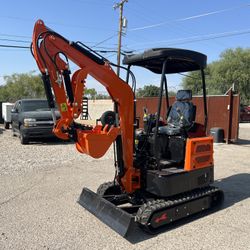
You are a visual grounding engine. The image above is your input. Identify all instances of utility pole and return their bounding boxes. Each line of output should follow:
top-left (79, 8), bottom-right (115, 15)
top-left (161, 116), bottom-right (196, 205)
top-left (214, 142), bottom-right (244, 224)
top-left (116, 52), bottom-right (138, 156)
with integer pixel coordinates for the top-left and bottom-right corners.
top-left (114, 0), bottom-right (128, 76)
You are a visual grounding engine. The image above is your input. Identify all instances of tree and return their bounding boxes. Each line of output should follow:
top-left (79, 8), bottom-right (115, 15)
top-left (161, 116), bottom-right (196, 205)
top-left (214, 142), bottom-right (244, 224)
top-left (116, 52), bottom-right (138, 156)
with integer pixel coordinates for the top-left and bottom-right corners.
top-left (136, 84), bottom-right (176, 98)
top-left (181, 69), bottom-right (210, 95)
top-left (182, 48), bottom-right (250, 104)
top-left (0, 72), bottom-right (45, 102)
top-left (168, 90), bottom-right (177, 97)
top-left (95, 93), bottom-right (111, 99)
top-left (84, 88), bottom-right (97, 99)
top-left (136, 85), bottom-right (160, 97)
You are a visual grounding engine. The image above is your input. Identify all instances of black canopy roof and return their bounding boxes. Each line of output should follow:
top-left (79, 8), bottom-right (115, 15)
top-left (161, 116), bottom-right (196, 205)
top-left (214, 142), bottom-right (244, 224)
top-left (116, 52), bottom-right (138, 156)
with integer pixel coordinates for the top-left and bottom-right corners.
top-left (123, 48), bottom-right (207, 74)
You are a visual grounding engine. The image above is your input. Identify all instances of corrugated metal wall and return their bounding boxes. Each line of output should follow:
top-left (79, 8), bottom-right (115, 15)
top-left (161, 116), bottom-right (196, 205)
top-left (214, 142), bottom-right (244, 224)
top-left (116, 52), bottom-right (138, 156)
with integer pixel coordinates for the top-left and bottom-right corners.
top-left (136, 93), bottom-right (240, 142)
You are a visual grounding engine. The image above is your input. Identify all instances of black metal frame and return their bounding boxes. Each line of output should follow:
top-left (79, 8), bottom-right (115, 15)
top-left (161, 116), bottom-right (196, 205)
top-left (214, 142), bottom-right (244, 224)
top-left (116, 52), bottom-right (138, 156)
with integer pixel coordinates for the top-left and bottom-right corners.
top-left (125, 56), bottom-right (208, 160)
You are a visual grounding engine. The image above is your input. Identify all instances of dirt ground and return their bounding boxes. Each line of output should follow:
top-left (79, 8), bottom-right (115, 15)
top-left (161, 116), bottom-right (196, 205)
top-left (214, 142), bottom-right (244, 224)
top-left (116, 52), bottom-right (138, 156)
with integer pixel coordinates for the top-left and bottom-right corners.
top-left (0, 123), bottom-right (249, 250)
top-left (87, 99), bottom-right (113, 120)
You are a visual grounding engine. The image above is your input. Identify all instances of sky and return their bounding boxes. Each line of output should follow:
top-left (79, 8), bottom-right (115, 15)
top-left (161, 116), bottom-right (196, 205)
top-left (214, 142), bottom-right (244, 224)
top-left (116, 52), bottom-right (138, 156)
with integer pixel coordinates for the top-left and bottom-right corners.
top-left (0, 0), bottom-right (249, 92)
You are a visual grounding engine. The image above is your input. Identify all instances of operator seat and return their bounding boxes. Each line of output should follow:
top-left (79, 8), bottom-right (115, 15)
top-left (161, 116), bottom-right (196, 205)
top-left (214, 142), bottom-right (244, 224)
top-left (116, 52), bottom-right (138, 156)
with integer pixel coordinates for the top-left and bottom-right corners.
top-left (158, 90), bottom-right (196, 136)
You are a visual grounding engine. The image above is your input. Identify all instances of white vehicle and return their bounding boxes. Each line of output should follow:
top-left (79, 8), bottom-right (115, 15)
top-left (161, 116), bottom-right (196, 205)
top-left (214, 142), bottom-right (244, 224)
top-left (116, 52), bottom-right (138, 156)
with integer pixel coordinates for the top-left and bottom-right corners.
top-left (2, 102), bottom-right (14, 129)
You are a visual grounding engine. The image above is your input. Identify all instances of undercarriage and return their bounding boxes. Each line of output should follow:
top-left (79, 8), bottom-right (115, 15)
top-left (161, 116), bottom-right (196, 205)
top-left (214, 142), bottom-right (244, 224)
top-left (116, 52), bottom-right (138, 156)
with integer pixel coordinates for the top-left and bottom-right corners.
top-left (79, 182), bottom-right (224, 237)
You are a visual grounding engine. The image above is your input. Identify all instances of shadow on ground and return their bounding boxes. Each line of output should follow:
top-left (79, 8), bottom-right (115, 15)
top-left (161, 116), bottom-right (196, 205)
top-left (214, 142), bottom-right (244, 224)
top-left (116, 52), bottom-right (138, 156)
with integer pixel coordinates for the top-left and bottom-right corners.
top-left (125, 173), bottom-right (250, 244)
top-left (27, 137), bottom-right (74, 146)
top-left (235, 138), bottom-right (250, 145)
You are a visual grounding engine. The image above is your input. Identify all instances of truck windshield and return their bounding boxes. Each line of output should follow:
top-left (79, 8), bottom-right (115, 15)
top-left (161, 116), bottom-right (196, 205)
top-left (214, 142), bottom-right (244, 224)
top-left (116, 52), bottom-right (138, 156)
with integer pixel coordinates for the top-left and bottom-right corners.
top-left (22, 100), bottom-right (50, 112)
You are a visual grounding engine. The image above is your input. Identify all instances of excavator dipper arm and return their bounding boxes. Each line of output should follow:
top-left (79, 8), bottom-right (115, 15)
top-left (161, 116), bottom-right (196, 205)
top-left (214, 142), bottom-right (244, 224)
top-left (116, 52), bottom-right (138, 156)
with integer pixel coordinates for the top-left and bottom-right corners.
top-left (32, 20), bottom-right (140, 193)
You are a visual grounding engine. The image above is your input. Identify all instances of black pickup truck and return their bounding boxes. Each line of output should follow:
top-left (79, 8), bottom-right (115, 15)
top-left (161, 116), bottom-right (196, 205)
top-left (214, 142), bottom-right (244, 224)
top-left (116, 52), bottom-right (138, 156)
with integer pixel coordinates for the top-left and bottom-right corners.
top-left (11, 99), bottom-right (60, 144)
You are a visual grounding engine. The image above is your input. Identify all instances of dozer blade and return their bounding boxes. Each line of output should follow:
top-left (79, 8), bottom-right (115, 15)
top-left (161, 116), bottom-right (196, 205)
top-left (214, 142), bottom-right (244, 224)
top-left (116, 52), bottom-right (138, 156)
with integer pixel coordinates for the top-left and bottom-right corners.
top-left (78, 188), bottom-right (136, 237)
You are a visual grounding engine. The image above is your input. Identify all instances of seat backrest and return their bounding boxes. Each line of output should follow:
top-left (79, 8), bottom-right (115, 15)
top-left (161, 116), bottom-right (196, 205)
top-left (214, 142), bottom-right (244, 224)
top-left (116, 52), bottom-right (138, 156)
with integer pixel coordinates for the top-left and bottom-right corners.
top-left (167, 90), bottom-right (196, 128)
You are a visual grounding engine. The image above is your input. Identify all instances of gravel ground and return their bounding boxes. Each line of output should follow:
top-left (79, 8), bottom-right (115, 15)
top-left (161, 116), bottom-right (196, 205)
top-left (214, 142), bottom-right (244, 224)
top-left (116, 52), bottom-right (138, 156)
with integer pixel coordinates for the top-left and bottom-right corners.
top-left (0, 124), bottom-right (250, 250)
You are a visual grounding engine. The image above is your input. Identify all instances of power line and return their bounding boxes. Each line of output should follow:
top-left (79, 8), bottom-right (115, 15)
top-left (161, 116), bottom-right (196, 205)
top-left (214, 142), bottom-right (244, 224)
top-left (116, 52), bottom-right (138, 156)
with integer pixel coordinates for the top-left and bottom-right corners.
top-left (74, 0), bottom-right (114, 7)
top-left (0, 33), bottom-right (31, 39)
top-left (124, 0), bottom-right (230, 50)
top-left (127, 28), bottom-right (250, 50)
top-left (91, 33), bottom-right (118, 48)
top-left (0, 44), bottom-right (132, 56)
top-left (0, 15), bottom-right (116, 32)
top-left (0, 38), bottom-right (30, 43)
top-left (1, 27), bottom-right (250, 52)
top-left (165, 29), bottom-right (250, 46)
top-left (0, 38), bottom-right (121, 53)
top-left (0, 33), bottom-right (117, 46)
top-left (129, 3), bottom-right (250, 31)
top-left (0, 44), bottom-right (29, 49)
top-left (0, 35), bottom-right (119, 48)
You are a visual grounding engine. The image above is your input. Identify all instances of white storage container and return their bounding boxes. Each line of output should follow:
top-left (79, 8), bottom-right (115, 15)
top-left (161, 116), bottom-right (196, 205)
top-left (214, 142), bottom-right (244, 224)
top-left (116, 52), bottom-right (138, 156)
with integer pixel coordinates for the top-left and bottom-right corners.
top-left (2, 102), bottom-right (14, 129)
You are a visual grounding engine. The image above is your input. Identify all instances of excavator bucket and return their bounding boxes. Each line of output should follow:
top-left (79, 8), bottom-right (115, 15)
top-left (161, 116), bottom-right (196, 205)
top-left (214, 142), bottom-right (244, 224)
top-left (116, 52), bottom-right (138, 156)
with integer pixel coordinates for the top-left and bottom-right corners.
top-left (78, 188), bottom-right (137, 237)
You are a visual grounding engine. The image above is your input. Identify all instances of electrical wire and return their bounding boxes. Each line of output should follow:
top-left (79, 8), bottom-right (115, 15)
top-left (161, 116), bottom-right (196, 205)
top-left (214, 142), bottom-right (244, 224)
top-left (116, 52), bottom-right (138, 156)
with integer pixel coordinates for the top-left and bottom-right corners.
top-left (129, 3), bottom-right (250, 31)
top-left (0, 38), bottom-right (30, 43)
top-left (0, 44), bottom-right (29, 49)
top-left (0, 34), bottom-right (118, 48)
top-left (91, 33), bottom-right (118, 48)
top-left (0, 15), bottom-right (116, 32)
top-left (0, 33), bottom-right (31, 39)
top-left (126, 28), bottom-right (250, 51)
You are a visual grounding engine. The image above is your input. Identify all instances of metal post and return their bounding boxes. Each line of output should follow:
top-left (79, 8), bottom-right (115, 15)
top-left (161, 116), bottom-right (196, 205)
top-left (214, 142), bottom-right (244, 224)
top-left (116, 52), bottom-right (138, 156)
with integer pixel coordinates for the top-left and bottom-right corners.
top-left (226, 88), bottom-right (233, 144)
top-left (154, 59), bottom-right (168, 138)
top-left (164, 75), bottom-right (169, 113)
top-left (154, 60), bottom-right (168, 170)
top-left (201, 69), bottom-right (208, 133)
top-left (114, 0), bottom-right (128, 76)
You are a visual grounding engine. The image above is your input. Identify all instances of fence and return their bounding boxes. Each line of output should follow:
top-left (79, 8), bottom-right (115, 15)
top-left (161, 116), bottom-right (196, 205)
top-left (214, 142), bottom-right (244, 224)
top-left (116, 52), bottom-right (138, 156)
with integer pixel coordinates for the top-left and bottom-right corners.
top-left (136, 90), bottom-right (240, 142)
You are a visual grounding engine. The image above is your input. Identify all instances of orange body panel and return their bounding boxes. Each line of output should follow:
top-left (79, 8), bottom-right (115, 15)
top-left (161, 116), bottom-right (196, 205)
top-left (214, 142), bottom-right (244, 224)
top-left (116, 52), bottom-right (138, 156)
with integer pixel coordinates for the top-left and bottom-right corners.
top-left (32, 20), bottom-right (139, 193)
top-left (184, 136), bottom-right (214, 171)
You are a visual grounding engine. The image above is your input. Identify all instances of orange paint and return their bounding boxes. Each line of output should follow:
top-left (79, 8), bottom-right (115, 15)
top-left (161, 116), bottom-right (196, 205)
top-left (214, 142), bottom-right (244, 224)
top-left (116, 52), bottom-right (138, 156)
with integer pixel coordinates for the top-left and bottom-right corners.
top-left (32, 20), bottom-right (140, 193)
top-left (184, 136), bottom-right (214, 171)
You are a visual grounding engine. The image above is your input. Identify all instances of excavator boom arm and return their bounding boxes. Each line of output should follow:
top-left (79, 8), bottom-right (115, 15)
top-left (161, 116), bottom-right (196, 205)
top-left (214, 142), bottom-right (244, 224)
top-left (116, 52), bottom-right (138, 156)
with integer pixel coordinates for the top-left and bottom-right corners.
top-left (32, 20), bottom-right (140, 193)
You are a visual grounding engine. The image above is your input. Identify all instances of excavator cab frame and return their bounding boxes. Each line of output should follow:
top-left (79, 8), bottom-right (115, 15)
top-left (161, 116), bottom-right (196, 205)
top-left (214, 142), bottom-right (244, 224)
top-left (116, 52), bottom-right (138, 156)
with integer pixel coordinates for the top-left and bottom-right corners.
top-left (123, 48), bottom-right (208, 135)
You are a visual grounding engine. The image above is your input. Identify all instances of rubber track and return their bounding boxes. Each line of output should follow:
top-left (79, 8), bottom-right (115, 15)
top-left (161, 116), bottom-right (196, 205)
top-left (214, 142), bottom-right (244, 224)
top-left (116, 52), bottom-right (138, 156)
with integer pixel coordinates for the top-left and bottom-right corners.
top-left (96, 181), bottom-right (115, 196)
top-left (96, 181), bottom-right (121, 196)
top-left (136, 186), bottom-right (221, 226)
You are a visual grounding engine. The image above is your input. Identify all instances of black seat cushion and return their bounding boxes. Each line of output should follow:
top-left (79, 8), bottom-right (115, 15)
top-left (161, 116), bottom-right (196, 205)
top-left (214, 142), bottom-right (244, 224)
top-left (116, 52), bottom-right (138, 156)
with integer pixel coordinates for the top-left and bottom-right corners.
top-left (157, 90), bottom-right (196, 136)
top-left (167, 102), bottom-right (195, 128)
top-left (176, 89), bottom-right (192, 101)
top-left (158, 125), bottom-right (181, 135)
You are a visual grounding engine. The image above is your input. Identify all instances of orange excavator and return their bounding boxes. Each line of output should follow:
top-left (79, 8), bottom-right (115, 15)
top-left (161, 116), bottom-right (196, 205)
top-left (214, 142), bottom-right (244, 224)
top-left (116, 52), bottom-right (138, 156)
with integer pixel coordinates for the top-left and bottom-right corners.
top-left (31, 20), bottom-right (223, 237)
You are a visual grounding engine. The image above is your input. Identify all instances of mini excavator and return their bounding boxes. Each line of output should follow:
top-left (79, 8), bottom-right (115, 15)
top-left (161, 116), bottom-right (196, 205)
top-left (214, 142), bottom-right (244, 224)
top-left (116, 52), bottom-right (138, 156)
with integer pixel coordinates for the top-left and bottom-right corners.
top-left (31, 20), bottom-right (224, 237)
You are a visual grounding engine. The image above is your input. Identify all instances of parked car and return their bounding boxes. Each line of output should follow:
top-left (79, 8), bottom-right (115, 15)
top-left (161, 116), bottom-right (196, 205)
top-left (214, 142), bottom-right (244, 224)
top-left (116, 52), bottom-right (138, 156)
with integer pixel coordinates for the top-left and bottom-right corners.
top-left (240, 105), bottom-right (250, 122)
top-left (11, 99), bottom-right (60, 144)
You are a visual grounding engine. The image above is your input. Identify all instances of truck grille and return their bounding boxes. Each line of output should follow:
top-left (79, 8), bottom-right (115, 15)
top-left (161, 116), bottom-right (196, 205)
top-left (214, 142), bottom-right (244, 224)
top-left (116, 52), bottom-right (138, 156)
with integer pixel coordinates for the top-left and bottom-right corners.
top-left (35, 118), bottom-right (54, 126)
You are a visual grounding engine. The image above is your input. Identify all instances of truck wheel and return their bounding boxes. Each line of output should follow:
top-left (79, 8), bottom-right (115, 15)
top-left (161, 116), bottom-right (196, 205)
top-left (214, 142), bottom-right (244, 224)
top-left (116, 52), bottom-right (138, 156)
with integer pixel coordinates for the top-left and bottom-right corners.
top-left (4, 122), bottom-right (10, 129)
top-left (20, 126), bottom-right (29, 144)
